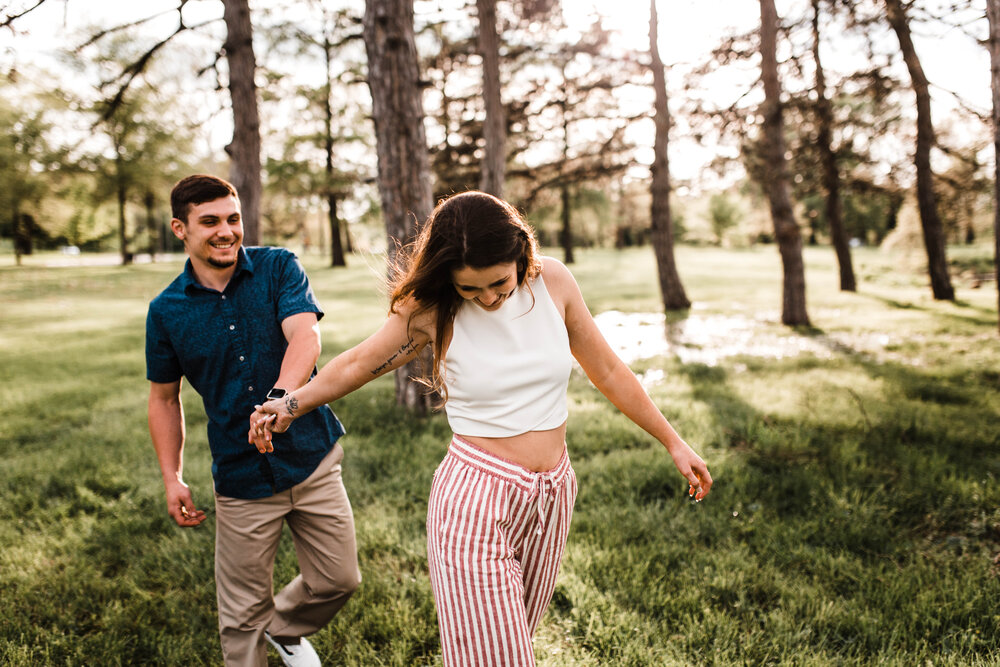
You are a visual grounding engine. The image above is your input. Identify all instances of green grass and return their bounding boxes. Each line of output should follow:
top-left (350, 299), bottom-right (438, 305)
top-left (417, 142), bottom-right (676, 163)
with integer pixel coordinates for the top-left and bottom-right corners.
top-left (1, 244), bottom-right (998, 665)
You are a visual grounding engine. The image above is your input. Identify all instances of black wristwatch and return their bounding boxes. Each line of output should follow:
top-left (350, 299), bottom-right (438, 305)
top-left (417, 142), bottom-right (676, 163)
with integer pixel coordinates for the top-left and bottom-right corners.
top-left (266, 387), bottom-right (287, 400)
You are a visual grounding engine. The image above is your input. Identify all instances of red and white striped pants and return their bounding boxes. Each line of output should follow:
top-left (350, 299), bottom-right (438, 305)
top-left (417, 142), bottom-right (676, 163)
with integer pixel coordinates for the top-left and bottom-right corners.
top-left (426, 435), bottom-right (578, 667)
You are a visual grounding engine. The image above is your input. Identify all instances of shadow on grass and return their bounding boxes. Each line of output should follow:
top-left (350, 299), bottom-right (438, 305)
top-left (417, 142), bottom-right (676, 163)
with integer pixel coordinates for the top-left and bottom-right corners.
top-left (858, 290), bottom-right (998, 327)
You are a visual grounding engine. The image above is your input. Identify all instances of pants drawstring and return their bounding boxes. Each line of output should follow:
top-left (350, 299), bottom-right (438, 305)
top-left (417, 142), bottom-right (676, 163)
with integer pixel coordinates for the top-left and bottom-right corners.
top-left (534, 475), bottom-right (552, 536)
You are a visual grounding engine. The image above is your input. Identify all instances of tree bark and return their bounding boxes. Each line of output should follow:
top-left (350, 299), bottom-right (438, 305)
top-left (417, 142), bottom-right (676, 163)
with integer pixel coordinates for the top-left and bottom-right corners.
top-left (811, 0), bottom-right (855, 291)
top-left (145, 189), bottom-right (158, 262)
top-left (116, 156), bottom-right (132, 266)
top-left (988, 0), bottom-right (1000, 334)
top-left (363, 0), bottom-right (436, 413)
top-left (759, 0), bottom-right (810, 326)
top-left (884, 0), bottom-right (954, 300)
top-left (560, 183), bottom-right (574, 264)
top-left (477, 0), bottom-right (505, 196)
top-left (327, 193), bottom-right (346, 267)
top-left (12, 203), bottom-right (23, 266)
top-left (222, 0), bottom-right (262, 247)
top-left (559, 89), bottom-right (574, 264)
top-left (648, 0), bottom-right (690, 310)
top-left (323, 32), bottom-right (346, 267)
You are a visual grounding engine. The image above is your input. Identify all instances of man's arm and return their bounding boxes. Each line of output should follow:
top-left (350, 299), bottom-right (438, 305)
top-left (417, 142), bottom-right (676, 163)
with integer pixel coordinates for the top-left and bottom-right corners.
top-left (275, 312), bottom-right (323, 391)
top-left (148, 379), bottom-right (207, 527)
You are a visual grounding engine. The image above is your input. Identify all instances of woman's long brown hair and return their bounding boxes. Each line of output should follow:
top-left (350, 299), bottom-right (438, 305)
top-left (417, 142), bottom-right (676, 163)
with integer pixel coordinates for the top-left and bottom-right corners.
top-left (388, 191), bottom-right (542, 399)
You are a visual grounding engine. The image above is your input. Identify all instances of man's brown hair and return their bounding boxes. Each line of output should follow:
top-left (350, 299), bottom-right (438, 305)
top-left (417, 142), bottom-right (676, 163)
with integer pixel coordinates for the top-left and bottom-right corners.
top-left (170, 174), bottom-right (239, 223)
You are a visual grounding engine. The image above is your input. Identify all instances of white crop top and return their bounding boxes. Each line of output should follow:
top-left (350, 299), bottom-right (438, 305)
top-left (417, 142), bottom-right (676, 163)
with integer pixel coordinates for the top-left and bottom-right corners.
top-left (444, 272), bottom-right (572, 437)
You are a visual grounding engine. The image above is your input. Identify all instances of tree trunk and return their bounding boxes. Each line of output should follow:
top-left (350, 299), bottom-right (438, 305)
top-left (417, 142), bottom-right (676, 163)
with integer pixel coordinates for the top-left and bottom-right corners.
top-left (559, 89), bottom-right (574, 264)
top-left (560, 183), bottom-right (574, 264)
top-left (327, 193), bottom-right (346, 267)
top-left (988, 0), bottom-right (1000, 334)
top-left (117, 167), bottom-right (132, 266)
top-left (145, 189), bottom-right (158, 262)
top-left (759, 0), bottom-right (810, 326)
top-left (12, 204), bottom-right (23, 266)
top-left (363, 0), bottom-right (436, 413)
top-left (222, 0), bottom-right (262, 247)
top-left (323, 32), bottom-right (346, 268)
top-left (648, 0), bottom-right (690, 310)
top-left (477, 0), bottom-right (505, 196)
top-left (884, 0), bottom-right (954, 300)
top-left (811, 0), bottom-right (855, 291)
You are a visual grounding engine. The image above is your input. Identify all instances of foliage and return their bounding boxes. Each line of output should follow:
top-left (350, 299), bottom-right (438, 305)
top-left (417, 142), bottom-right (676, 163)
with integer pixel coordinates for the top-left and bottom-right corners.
top-left (1, 245), bottom-right (998, 665)
top-left (0, 84), bottom-right (69, 254)
top-left (3, 0), bottom-right (994, 260)
top-left (258, 0), bottom-right (375, 252)
top-left (707, 191), bottom-right (740, 245)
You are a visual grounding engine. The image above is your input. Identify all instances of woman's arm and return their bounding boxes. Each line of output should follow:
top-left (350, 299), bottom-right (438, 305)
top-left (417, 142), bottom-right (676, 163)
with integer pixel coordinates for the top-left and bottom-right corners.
top-left (249, 304), bottom-right (432, 452)
top-left (543, 257), bottom-right (712, 500)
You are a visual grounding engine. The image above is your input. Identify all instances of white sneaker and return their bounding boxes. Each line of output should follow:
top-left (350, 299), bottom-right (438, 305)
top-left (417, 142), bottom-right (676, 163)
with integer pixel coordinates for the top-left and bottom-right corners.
top-left (265, 631), bottom-right (321, 667)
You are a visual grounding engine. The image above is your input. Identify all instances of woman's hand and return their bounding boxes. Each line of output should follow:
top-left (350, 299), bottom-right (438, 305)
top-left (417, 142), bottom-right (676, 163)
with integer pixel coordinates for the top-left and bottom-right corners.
top-left (248, 395), bottom-right (298, 453)
top-left (669, 442), bottom-right (713, 502)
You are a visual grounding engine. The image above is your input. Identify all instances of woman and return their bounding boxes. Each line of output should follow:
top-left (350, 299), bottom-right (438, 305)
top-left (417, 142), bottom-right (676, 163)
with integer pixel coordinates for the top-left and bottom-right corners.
top-left (249, 191), bottom-right (712, 666)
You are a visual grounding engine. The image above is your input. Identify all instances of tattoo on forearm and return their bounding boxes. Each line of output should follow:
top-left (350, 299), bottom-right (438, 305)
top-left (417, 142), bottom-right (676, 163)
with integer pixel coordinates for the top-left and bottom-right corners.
top-left (371, 338), bottom-right (416, 376)
top-left (285, 395), bottom-right (299, 417)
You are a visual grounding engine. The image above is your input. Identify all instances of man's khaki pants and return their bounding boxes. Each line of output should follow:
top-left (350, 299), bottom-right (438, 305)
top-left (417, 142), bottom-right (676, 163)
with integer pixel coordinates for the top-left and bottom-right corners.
top-left (214, 443), bottom-right (360, 667)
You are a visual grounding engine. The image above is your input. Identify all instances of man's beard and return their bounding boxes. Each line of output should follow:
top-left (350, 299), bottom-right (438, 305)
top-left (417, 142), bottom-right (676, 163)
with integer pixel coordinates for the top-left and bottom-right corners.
top-left (208, 257), bottom-right (237, 268)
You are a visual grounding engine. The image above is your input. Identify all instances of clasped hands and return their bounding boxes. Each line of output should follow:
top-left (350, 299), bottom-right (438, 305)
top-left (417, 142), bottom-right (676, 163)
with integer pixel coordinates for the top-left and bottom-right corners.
top-left (248, 398), bottom-right (293, 453)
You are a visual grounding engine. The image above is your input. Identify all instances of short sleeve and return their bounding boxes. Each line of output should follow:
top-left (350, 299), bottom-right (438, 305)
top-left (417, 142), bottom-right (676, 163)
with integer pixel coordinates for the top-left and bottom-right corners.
top-left (275, 251), bottom-right (324, 323)
top-left (145, 306), bottom-right (183, 383)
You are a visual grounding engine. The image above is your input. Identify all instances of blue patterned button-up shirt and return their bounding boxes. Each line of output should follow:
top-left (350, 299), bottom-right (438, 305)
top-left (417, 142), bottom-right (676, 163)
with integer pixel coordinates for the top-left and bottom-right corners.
top-left (145, 246), bottom-right (345, 499)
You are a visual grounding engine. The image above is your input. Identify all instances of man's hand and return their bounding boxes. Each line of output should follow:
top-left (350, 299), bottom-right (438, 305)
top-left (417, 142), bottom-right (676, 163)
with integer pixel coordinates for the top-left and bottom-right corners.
top-left (165, 479), bottom-right (207, 527)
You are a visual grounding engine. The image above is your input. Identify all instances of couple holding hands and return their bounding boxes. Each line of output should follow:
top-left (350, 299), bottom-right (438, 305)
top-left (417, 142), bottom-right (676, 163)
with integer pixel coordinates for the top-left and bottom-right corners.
top-left (147, 174), bottom-right (711, 666)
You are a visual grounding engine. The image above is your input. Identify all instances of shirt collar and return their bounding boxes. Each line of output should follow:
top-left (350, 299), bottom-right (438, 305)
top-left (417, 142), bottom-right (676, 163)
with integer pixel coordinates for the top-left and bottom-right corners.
top-left (181, 246), bottom-right (254, 294)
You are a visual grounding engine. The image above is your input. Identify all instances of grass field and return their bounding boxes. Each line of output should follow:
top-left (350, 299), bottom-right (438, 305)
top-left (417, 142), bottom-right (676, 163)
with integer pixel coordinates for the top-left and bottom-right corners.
top-left (1, 244), bottom-right (999, 666)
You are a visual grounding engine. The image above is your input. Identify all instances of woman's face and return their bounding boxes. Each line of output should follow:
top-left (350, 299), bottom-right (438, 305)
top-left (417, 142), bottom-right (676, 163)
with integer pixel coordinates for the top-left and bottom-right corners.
top-left (451, 262), bottom-right (518, 311)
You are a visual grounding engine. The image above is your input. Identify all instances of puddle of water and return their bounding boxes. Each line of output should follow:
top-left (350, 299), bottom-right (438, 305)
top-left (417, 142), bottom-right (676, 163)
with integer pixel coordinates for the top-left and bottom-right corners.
top-left (593, 310), bottom-right (894, 379)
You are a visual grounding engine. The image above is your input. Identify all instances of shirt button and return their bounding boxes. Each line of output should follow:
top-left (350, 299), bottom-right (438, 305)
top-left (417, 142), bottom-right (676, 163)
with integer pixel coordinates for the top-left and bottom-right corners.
top-left (229, 325), bottom-right (235, 331)
top-left (221, 295), bottom-right (227, 300)
top-left (239, 356), bottom-right (245, 362)
top-left (248, 386), bottom-right (254, 392)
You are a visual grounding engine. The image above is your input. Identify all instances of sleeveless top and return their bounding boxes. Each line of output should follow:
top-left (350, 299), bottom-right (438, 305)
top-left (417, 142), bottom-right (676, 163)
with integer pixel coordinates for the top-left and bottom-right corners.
top-left (443, 273), bottom-right (573, 437)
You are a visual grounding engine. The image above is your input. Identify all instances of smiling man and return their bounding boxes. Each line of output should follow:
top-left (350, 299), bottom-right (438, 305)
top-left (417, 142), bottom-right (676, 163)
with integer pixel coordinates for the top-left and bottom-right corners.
top-left (145, 174), bottom-right (360, 667)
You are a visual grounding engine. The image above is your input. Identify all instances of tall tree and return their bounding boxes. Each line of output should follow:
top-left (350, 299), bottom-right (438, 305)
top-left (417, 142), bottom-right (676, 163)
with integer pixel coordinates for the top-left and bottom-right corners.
top-left (759, 0), bottom-right (810, 326)
top-left (811, 0), bottom-right (856, 292)
top-left (648, 0), bottom-right (690, 310)
top-left (557, 63), bottom-right (575, 265)
top-left (363, 0), bottom-right (436, 413)
top-left (989, 0), bottom-right (1000, 334)
top-left (510, 19), bottom-right (637, 257)
top-left (319, 13), bottom-right (347, 268)
top-left (883, 0), bottom-right (954, 300)
top-left (51, 0), bottom-right (266, 244)
top-left (222, 0), bottom-right (262, 247)
top-left (91, 85), bottom-right (177, 265)
top-left (477, 0), bottom-right (505, 196)
top-left (0, 97), bottom-right (53, 265)
top-left (261, 0), bottom-right (373, 264)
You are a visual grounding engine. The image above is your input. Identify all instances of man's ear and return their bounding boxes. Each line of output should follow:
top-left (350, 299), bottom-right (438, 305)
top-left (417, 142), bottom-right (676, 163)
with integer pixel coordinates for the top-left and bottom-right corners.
top-left (170, 218), bottom-right (186, 241)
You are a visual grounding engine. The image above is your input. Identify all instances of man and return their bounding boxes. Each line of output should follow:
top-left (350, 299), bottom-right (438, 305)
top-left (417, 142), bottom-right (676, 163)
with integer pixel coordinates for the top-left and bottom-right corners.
top-left (146, 174), bottom-right (360, 667)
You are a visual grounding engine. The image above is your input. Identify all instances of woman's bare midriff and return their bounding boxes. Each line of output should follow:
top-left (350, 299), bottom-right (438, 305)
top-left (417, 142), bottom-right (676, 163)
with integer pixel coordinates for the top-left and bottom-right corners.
top-left (457, 422), bottom-right (568, 472)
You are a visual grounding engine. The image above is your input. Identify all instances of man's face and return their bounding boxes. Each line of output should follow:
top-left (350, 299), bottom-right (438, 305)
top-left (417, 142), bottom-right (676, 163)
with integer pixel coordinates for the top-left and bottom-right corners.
top-left (171, 195), bottom-right (243, 269)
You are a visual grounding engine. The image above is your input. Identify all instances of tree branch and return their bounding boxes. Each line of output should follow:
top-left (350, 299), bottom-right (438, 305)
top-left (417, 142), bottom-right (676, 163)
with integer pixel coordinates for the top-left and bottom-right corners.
top-left (1, 0), bottom-right (49, 30)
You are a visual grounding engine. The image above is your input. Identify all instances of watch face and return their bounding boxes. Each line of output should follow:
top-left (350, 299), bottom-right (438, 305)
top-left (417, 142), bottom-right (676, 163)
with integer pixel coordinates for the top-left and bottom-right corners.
top-left (267, 388), bottom-right (286, 400)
